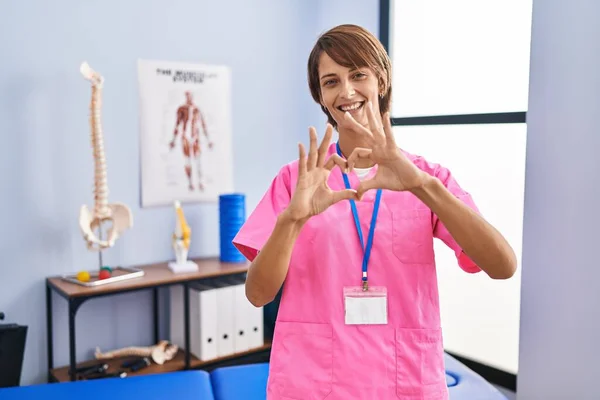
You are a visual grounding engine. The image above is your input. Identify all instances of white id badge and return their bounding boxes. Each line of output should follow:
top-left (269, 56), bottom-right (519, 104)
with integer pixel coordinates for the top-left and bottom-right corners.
top-left (343, 286), bottom-right (388, 325)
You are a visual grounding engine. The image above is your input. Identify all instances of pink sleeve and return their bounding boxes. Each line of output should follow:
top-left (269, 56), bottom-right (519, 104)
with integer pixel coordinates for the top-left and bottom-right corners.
top-left (412, 154), bottom-right (482, 274)
top-left (232, 165), bottom-right (293, 262)
top-left (432, 164), bottom-right (481, 273)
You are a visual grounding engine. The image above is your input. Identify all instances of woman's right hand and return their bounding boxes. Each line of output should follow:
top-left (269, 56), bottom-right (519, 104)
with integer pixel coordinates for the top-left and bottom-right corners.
top-left (282, 124), bottom-right (359, 224)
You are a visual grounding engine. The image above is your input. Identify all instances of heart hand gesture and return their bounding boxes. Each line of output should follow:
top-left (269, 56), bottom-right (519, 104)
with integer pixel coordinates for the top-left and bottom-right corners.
top-left (282, 124), bottom-right (359, 224)
top-left (344, 102), bottom-right (430, 199)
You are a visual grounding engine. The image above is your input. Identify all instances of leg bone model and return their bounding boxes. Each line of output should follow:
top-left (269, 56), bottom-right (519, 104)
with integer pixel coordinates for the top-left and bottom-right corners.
top-left (94, 340), bottom-right (178, 365)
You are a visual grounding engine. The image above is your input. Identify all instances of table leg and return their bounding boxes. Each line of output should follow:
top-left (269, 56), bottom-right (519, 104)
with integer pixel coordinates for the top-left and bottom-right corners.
top-left (68, 300), bottom-right (77, 381)
top-left (184, 283), bottom-right (190, 369)
top-left (153, 288), bottom-right (159, 344)
top-left (46, 283), bottom-right (53, 382)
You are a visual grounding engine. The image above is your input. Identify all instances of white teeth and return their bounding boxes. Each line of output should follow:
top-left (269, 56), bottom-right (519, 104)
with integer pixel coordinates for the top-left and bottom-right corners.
top-left (340, 102), bottom-right (363, 111)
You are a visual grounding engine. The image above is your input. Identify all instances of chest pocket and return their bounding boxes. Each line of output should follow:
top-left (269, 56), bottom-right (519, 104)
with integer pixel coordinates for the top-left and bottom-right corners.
top-left (391, 209), bottom-right (435, 265)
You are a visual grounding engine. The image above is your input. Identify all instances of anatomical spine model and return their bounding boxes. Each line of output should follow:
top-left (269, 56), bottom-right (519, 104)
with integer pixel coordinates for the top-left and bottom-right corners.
top-left (95, 341), bottom-right (179, 365)
top-left (79, 62), bottom-right (133, 251)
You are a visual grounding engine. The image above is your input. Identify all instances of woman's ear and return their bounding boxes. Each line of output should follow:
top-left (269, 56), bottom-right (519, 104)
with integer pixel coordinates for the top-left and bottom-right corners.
top-left (378, 76), bottom-right (388, 97)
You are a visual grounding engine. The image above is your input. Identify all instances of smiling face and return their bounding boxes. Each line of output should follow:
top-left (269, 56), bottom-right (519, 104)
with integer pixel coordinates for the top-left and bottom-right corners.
top-left (307, 24), bottom-right (392, 131)
top-left (318, 52), bottom-right (381, 130)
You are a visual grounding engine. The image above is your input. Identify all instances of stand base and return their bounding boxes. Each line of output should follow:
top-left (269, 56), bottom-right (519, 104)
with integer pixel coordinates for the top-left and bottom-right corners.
top-left (168, 260), bottom-right (198, 273)
top-left (61, 267), bottom-right (144, 287)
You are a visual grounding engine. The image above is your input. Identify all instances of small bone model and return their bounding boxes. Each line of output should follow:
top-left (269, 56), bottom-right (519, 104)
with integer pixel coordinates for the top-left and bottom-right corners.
top-left (79, 62), bottom-right (133, 251)
top-left (168, 201), bottom-right (198, 273)
top-left (95, 340), bottom-right (179, 365)
top-left (173, 200), bottom-right (191, 264)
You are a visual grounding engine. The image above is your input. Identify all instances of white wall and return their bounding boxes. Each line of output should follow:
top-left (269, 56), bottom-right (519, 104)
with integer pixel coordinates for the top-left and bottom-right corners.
top-left (517, 0), bottom-right (600, 398)
top-left (316, 0), bottom-right (379, 35)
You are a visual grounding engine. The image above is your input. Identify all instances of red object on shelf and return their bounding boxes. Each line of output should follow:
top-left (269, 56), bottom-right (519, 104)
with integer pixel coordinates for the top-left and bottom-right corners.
top-left (98, 270), bottom-right (111, 280)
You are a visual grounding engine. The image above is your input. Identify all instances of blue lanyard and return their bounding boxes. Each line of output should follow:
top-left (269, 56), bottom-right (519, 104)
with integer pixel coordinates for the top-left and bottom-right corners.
top-left (336, 142), bottom-right (382, 291)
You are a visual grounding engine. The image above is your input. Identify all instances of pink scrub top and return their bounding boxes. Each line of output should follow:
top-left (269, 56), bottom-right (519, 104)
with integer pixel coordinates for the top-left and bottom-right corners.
top-left (233, 143), bottom-right (481, 400)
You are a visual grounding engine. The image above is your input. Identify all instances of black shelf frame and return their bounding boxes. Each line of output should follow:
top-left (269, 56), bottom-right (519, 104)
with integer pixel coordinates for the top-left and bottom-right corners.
top-left (45, 272), bottom-right (263, 383)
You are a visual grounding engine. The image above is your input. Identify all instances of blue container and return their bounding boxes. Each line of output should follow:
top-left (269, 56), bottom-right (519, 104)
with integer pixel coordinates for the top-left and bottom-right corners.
top-left (219, 208), bottom-right (246, 219)
top-left (219, 193), bottom-right (245, 203)
top-left (219, 193), bottom-right (247, 263)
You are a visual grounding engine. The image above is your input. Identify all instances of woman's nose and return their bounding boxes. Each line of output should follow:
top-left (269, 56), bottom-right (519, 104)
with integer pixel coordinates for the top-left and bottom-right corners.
top-left (340, 81), bottom-right (356, 99)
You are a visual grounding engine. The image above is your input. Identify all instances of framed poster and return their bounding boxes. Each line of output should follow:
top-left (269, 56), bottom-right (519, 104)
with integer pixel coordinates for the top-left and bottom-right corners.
top-left (138, 59), bottom-right (234, 207)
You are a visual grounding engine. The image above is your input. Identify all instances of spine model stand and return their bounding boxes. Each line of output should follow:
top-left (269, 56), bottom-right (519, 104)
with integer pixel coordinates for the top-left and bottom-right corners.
top-left (78, 62), bottom-right (133, 256)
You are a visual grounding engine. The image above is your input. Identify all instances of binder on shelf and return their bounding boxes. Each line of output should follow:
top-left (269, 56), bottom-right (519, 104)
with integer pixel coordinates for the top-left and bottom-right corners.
top-left (170, 275), bottom-right (265, 363)
top-left (233, 282), bottom-right (250, 353)
top-left (246, 293), bottom-right (264, 349)
top-left (224, 275), bottom-right (264, 352)
top-left (169, 284), bottom-right (218, 361)
top-left (213, 281), bottom-right (236, 357)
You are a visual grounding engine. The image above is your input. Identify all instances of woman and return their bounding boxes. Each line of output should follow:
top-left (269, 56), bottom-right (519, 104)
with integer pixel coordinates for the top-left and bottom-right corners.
top-left (233, 24), bottom-right (516, 400)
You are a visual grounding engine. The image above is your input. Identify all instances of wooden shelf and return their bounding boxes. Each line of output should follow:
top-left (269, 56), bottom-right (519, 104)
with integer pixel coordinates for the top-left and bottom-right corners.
top-left (51, 349), bottom-right (194, 382)
top-left (47, 257), bottom-right (250, 299)
top-left (46, 257), bottom-right (266, 383)
top-left (50, 341), bottom-right (272, 383)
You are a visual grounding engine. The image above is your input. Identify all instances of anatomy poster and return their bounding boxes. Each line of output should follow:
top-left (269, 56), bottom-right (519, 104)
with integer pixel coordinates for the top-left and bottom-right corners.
top-left (137, 59), bottom-right (234, 207)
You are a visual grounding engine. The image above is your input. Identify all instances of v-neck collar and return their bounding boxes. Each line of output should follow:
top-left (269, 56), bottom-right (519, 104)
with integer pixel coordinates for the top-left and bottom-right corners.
top-left (327, 143), bottom-right (379, 200)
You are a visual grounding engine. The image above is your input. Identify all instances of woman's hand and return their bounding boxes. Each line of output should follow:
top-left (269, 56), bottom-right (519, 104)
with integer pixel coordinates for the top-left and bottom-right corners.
top-left (344, 102), bottom-right (430, 199)
top-left (282, 124), bottom-right (359, 223)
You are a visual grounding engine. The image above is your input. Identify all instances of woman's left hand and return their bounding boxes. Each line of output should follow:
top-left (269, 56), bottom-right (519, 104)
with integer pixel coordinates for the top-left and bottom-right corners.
top-left (344, 102), bottom-right (430, 199)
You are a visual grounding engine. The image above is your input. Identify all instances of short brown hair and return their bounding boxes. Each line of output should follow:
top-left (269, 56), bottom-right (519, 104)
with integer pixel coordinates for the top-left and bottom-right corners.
top-left (307, 24), bottom-right (392, 128)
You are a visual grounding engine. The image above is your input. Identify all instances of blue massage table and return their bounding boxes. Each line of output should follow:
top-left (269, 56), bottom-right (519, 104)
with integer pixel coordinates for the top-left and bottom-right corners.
top-left (443, 353), bottom-right (509, 399)
top-left (0, 370), bottom-right (215, 400)
top-left (208, 354), bottom-right (508, 400)
top-left (0, 353), bottom-right (507, 399)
